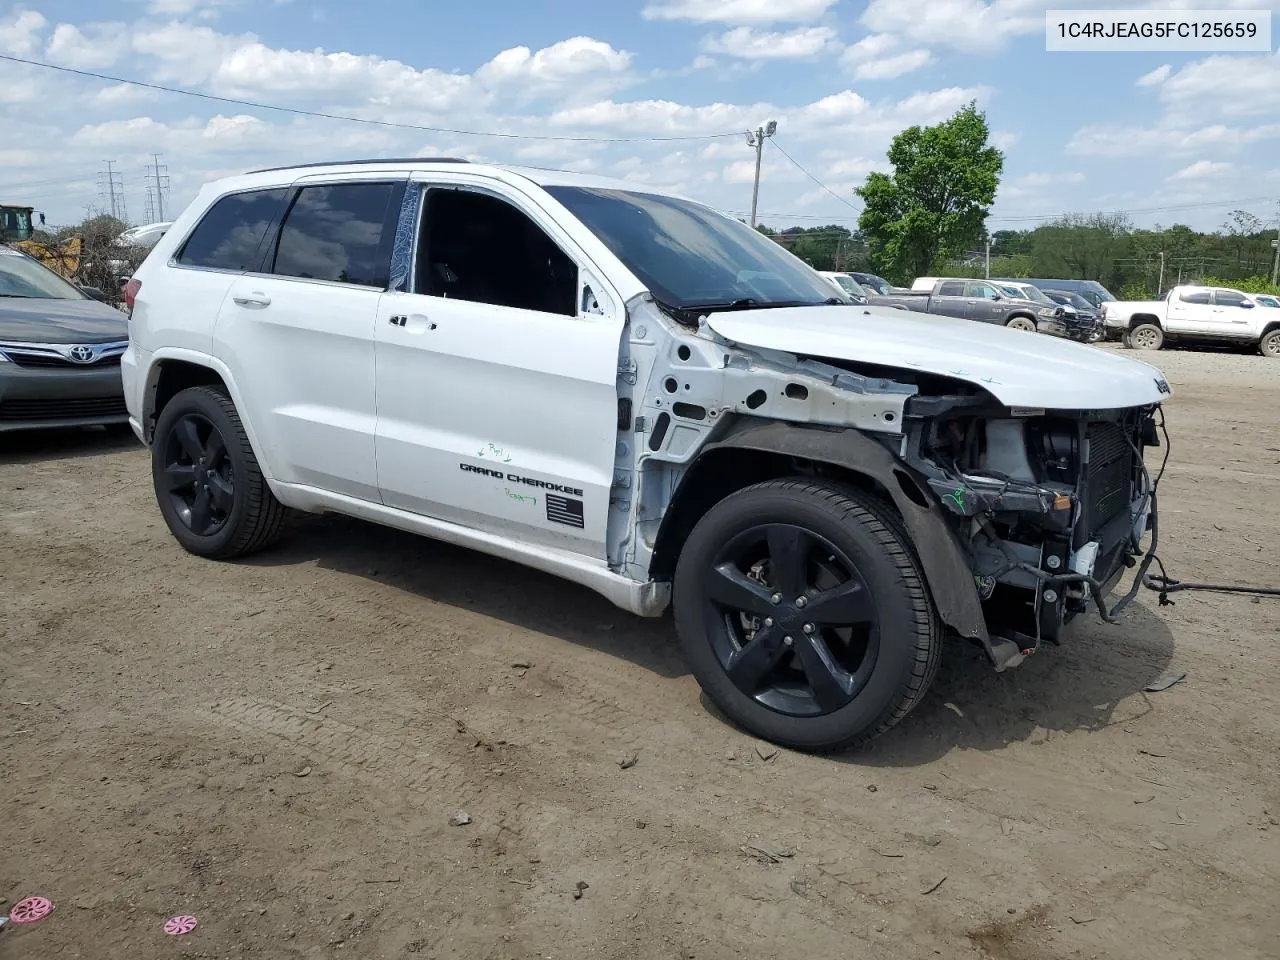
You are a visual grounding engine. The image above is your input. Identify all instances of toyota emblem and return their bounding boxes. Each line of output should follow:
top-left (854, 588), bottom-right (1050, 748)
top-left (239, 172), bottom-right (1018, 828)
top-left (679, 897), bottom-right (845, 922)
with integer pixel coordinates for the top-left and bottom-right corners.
top-left (68, 345), bottom-right (95, 363)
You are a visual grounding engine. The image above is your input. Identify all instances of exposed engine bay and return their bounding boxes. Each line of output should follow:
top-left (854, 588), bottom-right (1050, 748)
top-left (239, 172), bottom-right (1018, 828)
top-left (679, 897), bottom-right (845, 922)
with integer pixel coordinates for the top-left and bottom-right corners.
top-left (901, 392), bottom-right (1162, 653)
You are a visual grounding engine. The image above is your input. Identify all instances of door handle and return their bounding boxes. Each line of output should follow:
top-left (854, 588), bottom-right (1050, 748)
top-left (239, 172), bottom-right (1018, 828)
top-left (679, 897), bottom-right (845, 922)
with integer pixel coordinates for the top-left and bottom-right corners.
top-left (389, 314), bottom-right (437, 332)
top-left (233, 292), bottom-right (271, 308)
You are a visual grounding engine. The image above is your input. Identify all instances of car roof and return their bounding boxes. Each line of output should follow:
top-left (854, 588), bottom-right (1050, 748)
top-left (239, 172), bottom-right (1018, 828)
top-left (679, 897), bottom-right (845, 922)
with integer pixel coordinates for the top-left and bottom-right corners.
top-left (203, 158), bottom-right (700, 206)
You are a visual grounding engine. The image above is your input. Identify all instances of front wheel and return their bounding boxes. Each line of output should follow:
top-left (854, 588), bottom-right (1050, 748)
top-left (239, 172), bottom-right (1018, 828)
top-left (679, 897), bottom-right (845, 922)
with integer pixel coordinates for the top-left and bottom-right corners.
top-left (151, 385), bottom-right (290, 559)
top-left (673, 480), bottom-right (940, 752)
top-left (1006, 316), bottom-right (1037, 332)
top-left (1260, 329), bottom-right (1280, 358)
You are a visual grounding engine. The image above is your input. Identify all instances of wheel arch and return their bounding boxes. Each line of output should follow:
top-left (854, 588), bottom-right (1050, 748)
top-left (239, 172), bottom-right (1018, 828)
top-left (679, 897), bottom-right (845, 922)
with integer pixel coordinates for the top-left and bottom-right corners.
top-left (1129, 313), bottom-right (1162, 331)
top-left (142, 349), bottom-right (276, 481)
top-left (649, 419), bottom-right (995, 659)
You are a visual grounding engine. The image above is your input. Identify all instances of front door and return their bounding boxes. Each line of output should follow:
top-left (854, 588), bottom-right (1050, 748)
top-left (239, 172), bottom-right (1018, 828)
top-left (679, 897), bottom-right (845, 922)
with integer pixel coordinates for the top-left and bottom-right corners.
top-left (966, 281), bottom-right (1005, 323)
top-left (1209, 288), bottom-right (1258, 339)
top-left (373, 180), bottom-right (624, 559)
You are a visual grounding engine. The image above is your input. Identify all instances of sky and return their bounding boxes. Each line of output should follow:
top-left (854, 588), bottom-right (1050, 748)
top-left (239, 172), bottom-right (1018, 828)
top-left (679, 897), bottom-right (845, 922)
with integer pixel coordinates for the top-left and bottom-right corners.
top-left (2, 0), bottom-right (1279, 234)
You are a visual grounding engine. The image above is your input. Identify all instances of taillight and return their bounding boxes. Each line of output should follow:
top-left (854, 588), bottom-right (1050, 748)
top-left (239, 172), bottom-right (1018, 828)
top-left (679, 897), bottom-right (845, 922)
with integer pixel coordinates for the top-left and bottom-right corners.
top-left (123, 277), bottom-right (141, 315)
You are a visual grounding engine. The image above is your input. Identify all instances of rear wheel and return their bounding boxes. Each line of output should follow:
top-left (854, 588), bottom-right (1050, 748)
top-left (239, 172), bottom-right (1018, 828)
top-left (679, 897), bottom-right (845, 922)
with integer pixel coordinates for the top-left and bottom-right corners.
top-left (1006, 316), bottom-right (1037, 332)
top-left (673, 479), bottom-right (940, 752)
top-left (152, 385), bottom-right (289, 559)
top-left (1260, 329), bottom-right (1280, 358)
top-left (1129, 323), bottom-right (1164, 351)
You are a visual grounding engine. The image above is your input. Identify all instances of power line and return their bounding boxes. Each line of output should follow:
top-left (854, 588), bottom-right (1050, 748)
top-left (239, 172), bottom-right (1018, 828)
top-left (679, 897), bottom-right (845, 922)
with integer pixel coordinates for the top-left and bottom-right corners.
top-left (767, 138), bottom-right (862, 214)
top-left (0, 54), bottom-right (744, 144)
top-left (97, 160), bottom-right (126, 221)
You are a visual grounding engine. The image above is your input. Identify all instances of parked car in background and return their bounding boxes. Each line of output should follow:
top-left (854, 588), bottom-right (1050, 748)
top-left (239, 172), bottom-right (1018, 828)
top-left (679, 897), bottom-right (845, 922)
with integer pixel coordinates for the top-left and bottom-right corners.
top-left (1043, 290), bottom-right (1103, 342)
top-left (846, 271), bottom-right (896, 295)
top-left (994, 281), bottom-right (1098, 343)
top-left (109, 221), bottom-right (173, 286)
top-left (882, 278), bottom-right (1063, 333)
top-left (0, 246), bottom-right (130, 431)
top-left (1252, 293), bottom-right (1279, 308)
top-left (995, 277), bottom-right (1116, 309)
top-left (1102, 284), bottom-right (1280, 357)
top-left (817, 271), bottom-right (868, 303)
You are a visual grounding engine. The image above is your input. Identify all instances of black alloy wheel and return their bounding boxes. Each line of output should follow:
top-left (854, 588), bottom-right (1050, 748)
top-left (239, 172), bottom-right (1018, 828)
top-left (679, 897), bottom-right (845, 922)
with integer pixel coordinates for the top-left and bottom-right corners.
top-left (703, 523), bottom-right (879, 717)
top-left (151, 385), bottom-right (290, 559)
top-left (161, 413), bottom-right (235, 537)
top-left (673, 479), bottom-right (940, 752)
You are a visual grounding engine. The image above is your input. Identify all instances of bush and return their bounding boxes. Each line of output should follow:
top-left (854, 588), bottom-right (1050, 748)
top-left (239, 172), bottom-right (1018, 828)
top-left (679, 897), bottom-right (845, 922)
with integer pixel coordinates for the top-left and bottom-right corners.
top-left (1203, 275), bottom-right (1280, 296)
top-left (1119, 282), bottom-right (1152, 300)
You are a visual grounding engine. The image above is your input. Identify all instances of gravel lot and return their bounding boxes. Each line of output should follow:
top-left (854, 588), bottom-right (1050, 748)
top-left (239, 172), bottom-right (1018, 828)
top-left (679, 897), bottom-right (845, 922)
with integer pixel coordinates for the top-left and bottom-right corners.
top-left (3, 345), bottom-right (1278, 960)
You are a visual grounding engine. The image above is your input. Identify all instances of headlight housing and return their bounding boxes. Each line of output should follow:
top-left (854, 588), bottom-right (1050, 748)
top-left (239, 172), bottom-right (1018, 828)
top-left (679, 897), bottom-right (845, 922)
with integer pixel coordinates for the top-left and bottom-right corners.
top-left (1038, 307), bottom-right (1058, 318)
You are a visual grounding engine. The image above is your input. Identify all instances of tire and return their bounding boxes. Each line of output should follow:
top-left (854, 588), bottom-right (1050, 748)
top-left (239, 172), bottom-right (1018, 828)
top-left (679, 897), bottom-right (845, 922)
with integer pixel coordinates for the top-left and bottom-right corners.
top-left (1129, 323), bottom-right (1164, 351)
top-left (672, 479), bottom-right (940, 752)
top-left (151, 385), bottom-right (289, 559)
top-left (1006, 316), bottom-right (1037, 332)
top-left (1260, 329), bottom-right (1280, 358)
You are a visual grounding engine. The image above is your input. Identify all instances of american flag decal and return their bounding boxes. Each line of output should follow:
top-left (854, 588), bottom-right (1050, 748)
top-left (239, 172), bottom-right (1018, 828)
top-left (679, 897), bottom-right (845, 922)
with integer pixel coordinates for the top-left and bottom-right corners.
top-left (546, 493), bottom-right (585, 529)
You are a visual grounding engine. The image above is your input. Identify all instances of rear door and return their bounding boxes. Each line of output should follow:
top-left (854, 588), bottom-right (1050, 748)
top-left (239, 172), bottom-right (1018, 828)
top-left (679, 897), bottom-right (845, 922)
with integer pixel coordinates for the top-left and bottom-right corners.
top-left (373, 176), bottom-right (624, 559)
top-left (1165, 288), bottom-right (1213, 334)
top-left (929, 280), bottom-right (969, 318)
top-left (216, 176), bottom-right (405, 501)
top-left (965, 281), bottom-right (1005, 322)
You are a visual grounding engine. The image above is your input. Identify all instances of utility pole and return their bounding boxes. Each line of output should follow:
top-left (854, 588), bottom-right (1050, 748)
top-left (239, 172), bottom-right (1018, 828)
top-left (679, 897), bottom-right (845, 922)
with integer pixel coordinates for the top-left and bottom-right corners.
top-left (97, 161), bottom-right (126, 221)
top-left (985, 237), bottom-right (991, 279)
top-left (745, 120), bottom-right (777, 228)
top-left (1271, 214), bottom-right (1279, 285)
top-left (1157, 251), bottom-right (1165, 297)
top-left (146, 154), bottom-right (170, 222)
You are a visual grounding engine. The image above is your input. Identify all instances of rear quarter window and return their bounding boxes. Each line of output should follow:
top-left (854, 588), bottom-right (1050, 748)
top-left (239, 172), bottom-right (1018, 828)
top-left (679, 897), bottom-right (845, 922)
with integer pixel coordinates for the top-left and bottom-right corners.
top-left (270, 182), bottom-right (401, 287)
top-left (177, 189), bottom-right (291, 271)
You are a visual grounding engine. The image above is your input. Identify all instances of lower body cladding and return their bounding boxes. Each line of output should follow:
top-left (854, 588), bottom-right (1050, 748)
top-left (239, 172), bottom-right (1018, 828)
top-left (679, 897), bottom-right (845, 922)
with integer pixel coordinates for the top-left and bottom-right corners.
top-left (906, 404), bottom-right (1159, 667)
top-left (0, 361), bottom-right (128, 432)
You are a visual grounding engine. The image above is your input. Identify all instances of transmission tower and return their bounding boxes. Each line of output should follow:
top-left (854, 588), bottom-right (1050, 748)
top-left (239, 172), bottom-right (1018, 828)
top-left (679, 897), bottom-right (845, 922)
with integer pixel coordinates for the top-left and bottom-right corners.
top-left (144, 154), bottom-right (170, 223)
top-left (97, 161), bottom-right (127, 221)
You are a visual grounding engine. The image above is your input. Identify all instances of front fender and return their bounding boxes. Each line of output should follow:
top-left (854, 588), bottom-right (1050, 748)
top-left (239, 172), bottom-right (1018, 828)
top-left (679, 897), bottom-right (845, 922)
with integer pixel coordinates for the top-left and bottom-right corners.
top-left (700, 420), bottom-right (1019, 669)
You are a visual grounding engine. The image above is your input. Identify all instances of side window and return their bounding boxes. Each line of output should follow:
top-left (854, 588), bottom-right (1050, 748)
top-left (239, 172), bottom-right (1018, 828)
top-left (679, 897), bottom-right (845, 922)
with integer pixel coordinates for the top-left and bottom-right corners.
top-left (1213, 289), bottom-right (1247, 308)
top-left (177, 188), bottom-right (290, 271)
top-left (970, 282), bottom-right (998, 299)
top-left (937, 281), bottom-right (965, 297)
top-left (417, 187), bottom-right (578, 317)
top-left (1179, 289), bottom-right (1211, 305)
top-left (271, 182), bottom-right (400, 287)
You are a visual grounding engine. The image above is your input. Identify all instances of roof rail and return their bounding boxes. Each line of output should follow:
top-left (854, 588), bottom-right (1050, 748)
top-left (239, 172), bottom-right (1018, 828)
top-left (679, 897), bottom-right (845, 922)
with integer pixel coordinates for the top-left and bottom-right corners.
top-left (247, 157), bottom-right (470, 174)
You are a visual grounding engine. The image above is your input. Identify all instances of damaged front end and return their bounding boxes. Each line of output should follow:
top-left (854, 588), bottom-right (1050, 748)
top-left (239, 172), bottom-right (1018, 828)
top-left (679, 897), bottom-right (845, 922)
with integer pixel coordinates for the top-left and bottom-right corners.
top-left (901, 393), bottom-right (1162, 667)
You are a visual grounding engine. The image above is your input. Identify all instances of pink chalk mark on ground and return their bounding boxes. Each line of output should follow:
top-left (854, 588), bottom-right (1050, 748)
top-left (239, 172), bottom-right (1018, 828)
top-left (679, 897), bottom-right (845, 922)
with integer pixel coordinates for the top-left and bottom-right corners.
top-left (163, 915), bottom-right (199, 935)
top-left (10, 897), bottom-right (54, 924)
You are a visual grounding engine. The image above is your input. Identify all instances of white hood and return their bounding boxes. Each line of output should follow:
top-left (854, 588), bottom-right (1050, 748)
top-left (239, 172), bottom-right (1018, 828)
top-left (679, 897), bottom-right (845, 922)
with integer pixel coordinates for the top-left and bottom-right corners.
top-left (708, 306), bottom-right (1171, 410)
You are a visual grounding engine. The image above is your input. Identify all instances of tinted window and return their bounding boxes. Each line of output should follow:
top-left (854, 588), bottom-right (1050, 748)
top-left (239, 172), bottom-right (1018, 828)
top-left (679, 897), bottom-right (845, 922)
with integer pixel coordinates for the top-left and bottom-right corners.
top-left (1214, 289), bottom-right (1248, 307)
top-left (419, 188), bottom-right (577, 316)
top-left (971, 282), bottom-right (1001, 299)
top-left (937, 281), bottom-right (965, 297)
top-left (546, 186), bottom-right (838, 311)
top-left (272, 183), bottom-right (399, 287)
top-left (1179, 289), bottom-right (1211, 305)
top-left (178, 189), bottom-right (290, 271)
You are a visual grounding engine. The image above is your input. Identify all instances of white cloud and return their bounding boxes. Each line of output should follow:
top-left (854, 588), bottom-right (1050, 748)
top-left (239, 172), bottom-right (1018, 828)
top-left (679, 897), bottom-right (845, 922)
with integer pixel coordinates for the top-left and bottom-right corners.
top-left (474, 37), bottom-right (633, 89)
top-left (839, 34), bottom-right (933, 80)
top-left (860, 0), bottom-right (1043, 54)
top-left (1168, 160), bottom-right (1233, 181)
top-left (1067, 122), bottom-right (1280, 157)
top-left (702, 26), bottom-right (839, 59)
top-left (1136, 64), bottom-right (1171, 87)
top-left (642, 0), bottom-right (838, 25)
top-left (0, 9), bottom-right (47, 55)
top-left (1159, 52), bottom-right (1280, 119)
top-left (147, 0), bottom-right (238, 15)
top-left (46, 22), bottom-right (131, 70)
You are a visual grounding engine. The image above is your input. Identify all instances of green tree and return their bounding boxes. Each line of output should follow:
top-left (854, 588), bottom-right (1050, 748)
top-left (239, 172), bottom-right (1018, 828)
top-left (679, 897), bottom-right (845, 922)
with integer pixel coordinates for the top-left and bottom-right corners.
top-left (855, 102), bottom-right (1003, 283)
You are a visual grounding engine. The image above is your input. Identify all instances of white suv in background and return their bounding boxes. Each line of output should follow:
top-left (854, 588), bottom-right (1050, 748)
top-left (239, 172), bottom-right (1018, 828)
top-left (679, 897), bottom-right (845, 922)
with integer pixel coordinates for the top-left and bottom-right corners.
top-left (123, 158), bottom-right (1171, 751)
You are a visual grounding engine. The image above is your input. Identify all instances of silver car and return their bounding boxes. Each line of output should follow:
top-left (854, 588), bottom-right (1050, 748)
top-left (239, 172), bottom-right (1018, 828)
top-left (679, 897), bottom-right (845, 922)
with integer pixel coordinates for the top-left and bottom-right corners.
top-left (0, 247), bottom-right (130, 432)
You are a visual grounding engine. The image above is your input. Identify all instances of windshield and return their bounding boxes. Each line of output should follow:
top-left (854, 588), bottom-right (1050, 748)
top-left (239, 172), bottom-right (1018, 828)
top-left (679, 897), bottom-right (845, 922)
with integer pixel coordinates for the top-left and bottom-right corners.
top-left (996, 283), bottom-right (1024, 298)
top-left (833, 275), bottom-right (866, 297)
top-left (545, 186), bottom-right (841, 311)
top-left (854, 273), bottom-right (892, 295)
top-left (0, 251), bottom-right (87, 300)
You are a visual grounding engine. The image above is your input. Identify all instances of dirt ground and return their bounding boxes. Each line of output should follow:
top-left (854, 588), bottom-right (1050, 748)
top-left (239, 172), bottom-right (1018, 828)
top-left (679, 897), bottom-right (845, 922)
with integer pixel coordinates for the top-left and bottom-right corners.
top-left (3, 345), bottom-right (1278, 960)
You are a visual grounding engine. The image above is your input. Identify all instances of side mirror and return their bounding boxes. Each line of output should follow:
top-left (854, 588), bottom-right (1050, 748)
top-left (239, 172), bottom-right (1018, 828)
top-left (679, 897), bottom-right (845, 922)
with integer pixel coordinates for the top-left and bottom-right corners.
top-left (79, 285), bottom-right (107, 301)
top-left (989, 293), bottom-right (1001, 300)
top-left (1241, 301), bottom-right (1255, 309)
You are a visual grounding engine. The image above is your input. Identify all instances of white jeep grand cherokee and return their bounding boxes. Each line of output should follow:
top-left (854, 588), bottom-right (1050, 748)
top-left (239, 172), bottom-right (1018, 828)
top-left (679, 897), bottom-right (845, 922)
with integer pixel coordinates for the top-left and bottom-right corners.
top-left (122, 159), bottom-right (1172, 751)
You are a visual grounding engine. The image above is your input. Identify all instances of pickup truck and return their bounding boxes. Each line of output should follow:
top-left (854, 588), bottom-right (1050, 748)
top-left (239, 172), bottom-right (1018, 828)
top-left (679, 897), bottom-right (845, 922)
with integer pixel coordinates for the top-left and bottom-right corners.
top-left (878, 278), bottom-right (1064, 334)
top-left (1102, 284), bottom-right (1280, 357)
